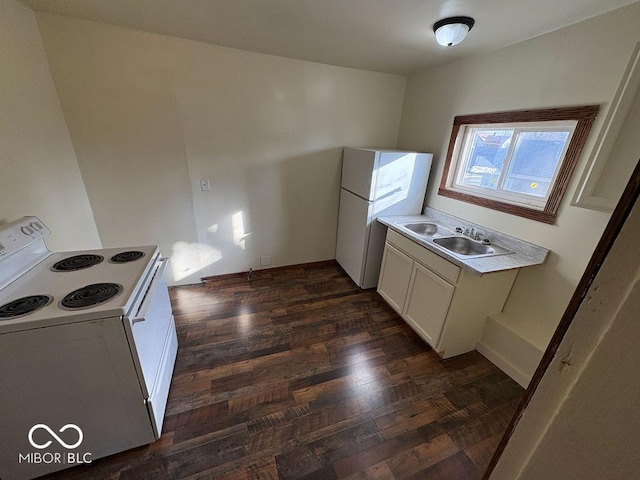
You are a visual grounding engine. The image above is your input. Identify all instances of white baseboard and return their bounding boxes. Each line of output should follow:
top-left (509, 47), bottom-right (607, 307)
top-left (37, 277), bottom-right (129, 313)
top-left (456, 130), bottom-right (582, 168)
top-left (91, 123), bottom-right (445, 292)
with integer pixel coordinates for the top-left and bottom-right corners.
top-left (476, 314), bottom-right (545, 388)
top-left (477, 341), bottom-right (532, 388)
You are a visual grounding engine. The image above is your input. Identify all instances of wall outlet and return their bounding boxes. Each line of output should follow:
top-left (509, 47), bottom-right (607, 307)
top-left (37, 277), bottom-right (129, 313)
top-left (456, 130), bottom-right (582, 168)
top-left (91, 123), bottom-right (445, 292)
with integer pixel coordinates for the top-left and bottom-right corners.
top-left (200, 178), bottom-right (211, 191)
top-left (260, 255), bottom-right (272, 267)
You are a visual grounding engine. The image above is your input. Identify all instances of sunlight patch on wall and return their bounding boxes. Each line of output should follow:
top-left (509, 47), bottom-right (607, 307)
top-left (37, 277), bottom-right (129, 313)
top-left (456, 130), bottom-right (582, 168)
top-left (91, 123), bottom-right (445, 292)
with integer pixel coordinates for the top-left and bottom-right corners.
top-left (170, 241), bottom-right (222, 282)
top-left (232, 211), bottom-right (249, 250)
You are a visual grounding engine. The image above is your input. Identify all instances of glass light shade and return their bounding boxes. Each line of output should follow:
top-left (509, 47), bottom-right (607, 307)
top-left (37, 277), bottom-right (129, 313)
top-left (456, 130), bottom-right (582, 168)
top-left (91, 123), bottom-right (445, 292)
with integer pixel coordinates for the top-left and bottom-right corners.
top-left (433, 17), bottom-right (475, 47)
top-left (434, 23), bottom-right (470, 46)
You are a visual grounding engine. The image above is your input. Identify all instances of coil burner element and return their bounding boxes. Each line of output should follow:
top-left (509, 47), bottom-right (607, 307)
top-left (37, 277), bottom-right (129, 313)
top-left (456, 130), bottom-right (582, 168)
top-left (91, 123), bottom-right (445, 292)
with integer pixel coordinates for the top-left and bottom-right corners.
top-left (60, 283), bottom-right (123, 310)
top-left (51, 254), bottom-right (104, 272)
top-left (0, 295), bottom-right (53, 319)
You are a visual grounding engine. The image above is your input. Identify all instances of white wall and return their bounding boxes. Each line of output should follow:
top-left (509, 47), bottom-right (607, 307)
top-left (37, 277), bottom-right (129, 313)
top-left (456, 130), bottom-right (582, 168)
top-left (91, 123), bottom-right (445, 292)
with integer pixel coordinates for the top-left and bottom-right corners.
top-left (0, 0), bottom-right (100, 251)
top-left (35, 14), bottom-right (407, 284)
top-left (490, 177), bottom-right (640, 480)
top-left (397, 3), bottom-right (640, 355)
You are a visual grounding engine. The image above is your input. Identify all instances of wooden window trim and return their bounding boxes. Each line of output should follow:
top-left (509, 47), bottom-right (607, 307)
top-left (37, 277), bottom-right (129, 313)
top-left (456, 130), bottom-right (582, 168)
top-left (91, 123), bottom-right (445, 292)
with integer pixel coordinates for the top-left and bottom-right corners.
top-left (438, 105), bottom-right (600, 224)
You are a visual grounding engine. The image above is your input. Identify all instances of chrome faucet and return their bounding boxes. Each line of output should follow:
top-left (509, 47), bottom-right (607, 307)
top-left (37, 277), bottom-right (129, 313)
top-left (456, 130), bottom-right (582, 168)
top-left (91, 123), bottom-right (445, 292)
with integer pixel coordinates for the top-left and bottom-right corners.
top-left (462, 227), bottom-right (476, 237)
top-left (458, 226), bottom-right (484, 241)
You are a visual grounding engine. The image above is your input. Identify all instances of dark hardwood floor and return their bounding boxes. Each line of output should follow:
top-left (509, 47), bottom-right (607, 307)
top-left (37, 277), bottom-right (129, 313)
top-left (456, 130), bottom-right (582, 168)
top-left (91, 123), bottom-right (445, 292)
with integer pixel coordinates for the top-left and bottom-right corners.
top-left (44, 261), bottom-right (523, 480)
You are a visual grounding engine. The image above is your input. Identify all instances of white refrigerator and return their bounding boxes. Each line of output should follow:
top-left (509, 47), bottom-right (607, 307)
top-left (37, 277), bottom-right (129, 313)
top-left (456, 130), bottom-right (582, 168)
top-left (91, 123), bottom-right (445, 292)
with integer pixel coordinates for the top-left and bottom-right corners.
top-left (336, 147), bottom-right (432, 288)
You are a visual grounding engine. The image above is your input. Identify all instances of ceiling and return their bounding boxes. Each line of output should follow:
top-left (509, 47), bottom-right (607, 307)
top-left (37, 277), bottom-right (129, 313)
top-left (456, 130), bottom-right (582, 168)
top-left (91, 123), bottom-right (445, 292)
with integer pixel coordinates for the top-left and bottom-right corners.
top-left (20, 0), bottom-right (638, 75)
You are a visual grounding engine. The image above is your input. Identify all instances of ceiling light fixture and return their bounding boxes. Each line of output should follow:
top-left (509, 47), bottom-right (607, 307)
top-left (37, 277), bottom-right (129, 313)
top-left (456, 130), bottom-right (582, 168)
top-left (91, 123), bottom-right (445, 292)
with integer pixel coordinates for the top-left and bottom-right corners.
top-left (433, 16), bottom-right (475, 47)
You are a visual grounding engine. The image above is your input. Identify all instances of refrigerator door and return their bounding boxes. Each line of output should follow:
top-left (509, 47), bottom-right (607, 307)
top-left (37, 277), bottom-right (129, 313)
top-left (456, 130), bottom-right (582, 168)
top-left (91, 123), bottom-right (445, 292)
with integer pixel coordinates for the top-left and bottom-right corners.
top-left (371, 152), bottom-right (433, 216)
top-left (341, 148), bottom-right (377, 200)
top-left (336, 188), bottom-right (372, 286)
top-left (360, 153), bottom-right (432, 288)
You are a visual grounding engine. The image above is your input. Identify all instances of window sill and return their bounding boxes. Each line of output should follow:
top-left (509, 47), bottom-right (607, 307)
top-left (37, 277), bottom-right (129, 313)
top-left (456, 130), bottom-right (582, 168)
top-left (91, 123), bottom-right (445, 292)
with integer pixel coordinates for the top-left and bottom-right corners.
top-left (438, 187), bottom-right (556, 224)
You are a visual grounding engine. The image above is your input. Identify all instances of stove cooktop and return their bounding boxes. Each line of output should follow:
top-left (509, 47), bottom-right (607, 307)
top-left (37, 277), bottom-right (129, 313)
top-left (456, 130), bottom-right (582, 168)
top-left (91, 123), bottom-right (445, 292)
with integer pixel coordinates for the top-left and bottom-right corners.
top-left (0, 245), bottom-right (160, 333)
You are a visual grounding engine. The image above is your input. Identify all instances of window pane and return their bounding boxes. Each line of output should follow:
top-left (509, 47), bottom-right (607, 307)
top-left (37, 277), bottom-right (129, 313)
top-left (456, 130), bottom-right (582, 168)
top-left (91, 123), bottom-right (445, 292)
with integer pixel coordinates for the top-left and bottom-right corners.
top-left (460, 129), bottom-right (513, 190)
top-left (503, 131), bottom-right (570, 198)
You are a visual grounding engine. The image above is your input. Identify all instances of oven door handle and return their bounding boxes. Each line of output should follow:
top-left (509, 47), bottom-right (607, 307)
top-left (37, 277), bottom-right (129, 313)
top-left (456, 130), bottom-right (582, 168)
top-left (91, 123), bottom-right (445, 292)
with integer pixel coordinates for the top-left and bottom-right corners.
top-left (132, 257), bottom-right (169, 325)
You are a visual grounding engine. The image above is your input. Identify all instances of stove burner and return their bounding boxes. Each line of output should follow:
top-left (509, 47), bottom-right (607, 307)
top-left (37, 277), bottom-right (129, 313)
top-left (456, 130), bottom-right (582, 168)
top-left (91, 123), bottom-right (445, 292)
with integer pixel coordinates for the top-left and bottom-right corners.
top-left (0, 295), bottom-right (53, 319)
top-left (110, 251), bottom-right (145, 264)
top-left (52, 254), bottom-right (104, 272)
top-left (60, 283), bottom-right (122, 310)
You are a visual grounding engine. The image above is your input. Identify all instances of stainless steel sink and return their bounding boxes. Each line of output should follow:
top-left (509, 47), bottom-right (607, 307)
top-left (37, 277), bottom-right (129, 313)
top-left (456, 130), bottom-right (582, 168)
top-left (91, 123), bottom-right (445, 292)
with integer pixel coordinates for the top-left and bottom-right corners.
top-left (402, 222), bottom-right (453, 237)
top-left (432, 236), bottom-right (512, 258)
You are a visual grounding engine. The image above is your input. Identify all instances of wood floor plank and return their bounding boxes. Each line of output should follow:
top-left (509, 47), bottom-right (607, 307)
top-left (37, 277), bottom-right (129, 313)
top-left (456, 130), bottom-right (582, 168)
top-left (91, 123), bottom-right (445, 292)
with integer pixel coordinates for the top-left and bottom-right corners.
top-left (41, 261), bottom-right (523, 480)
top-left (374, 397), bottom-right (454, 440)
top-left (385, 433), bottom-right (460, 479)
top-left (464, 432), bottom-right (504, 473)
top-left (342, 462), bottom-right (396, 480)
top-left (406, 451), bottom-right (480, 480)
top-left (168, 399), bottom-right (229, 444)
top-left (331, 421), bottom-right (445, 478)
top-left (292, 364), bottom-right (391, 404)
top-left (438, 400), bottom-right (518, 451)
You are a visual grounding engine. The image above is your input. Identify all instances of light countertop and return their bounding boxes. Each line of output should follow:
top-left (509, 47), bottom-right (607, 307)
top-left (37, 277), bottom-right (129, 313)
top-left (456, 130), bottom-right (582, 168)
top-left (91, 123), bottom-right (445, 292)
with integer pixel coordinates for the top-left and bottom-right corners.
top-left (377, 208), bottom-right (549, 275)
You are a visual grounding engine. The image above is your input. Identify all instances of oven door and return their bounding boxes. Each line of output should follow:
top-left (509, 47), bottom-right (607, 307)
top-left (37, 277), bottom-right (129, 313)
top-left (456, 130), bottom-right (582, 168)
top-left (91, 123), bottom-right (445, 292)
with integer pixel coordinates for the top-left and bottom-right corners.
top-left (125, 257), bottom-right (178, 438)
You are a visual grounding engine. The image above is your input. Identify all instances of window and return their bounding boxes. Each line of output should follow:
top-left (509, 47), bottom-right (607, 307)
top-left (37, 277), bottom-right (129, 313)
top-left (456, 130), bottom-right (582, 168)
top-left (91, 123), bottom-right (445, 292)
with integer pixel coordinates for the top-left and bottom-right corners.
top-left (438, 106), bottom-right (599, 224)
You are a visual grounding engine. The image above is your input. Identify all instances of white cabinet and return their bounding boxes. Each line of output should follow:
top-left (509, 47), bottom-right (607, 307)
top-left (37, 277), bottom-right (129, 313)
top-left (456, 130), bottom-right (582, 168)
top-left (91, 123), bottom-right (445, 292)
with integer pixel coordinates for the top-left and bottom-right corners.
top-left (378, 244), bottom-right (413, 312)
top-left (378, 229), bottom-right (518, 358)
top-left (405, 262), bottom-right (455, 347)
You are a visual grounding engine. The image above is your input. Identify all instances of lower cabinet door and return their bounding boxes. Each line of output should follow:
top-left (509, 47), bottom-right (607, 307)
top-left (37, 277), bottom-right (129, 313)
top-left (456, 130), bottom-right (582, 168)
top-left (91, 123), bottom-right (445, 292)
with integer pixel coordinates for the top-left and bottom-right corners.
top-left (404, 262), bottom-right (455, 348)
top-left (378, 243), bottom-right (414, 314)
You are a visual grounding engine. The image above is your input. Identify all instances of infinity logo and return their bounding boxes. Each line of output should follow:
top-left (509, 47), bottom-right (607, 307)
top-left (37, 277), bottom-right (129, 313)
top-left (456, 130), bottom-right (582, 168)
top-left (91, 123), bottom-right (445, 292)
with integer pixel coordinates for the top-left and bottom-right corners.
top-left (28, 424), bottom-right (83, 450)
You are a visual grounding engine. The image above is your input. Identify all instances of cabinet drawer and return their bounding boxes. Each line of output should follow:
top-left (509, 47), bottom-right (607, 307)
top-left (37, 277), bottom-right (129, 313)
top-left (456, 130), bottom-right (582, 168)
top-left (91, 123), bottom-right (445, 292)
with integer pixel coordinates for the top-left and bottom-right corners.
top-left (386, 229), bottom-right (460, 284)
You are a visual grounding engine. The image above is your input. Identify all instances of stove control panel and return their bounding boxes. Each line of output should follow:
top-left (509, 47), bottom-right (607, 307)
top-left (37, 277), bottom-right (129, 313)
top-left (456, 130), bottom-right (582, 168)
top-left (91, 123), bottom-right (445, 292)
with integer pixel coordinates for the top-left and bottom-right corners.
top-left (0, 216), bottom-right (51, 257)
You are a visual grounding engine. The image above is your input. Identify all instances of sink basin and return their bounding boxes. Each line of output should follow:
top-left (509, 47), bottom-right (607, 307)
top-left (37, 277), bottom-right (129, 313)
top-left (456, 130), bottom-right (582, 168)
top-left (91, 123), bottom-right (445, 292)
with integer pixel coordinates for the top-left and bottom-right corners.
top-left (432, 236), bottom-right (512, 258)
top-left (402, 222), bottom-right (453, 237)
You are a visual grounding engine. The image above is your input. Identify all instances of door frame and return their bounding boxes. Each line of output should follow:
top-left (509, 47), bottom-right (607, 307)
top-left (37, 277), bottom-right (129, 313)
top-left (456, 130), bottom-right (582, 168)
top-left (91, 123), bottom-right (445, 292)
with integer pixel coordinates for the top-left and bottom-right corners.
top-left (483, 157), bottom-right (640, 479)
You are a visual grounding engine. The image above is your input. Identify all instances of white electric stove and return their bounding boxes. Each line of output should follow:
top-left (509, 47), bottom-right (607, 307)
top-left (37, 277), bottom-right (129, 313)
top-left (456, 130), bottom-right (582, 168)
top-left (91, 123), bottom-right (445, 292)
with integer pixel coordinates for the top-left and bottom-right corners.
top-left (0, 217), bottom-right (178, 480)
